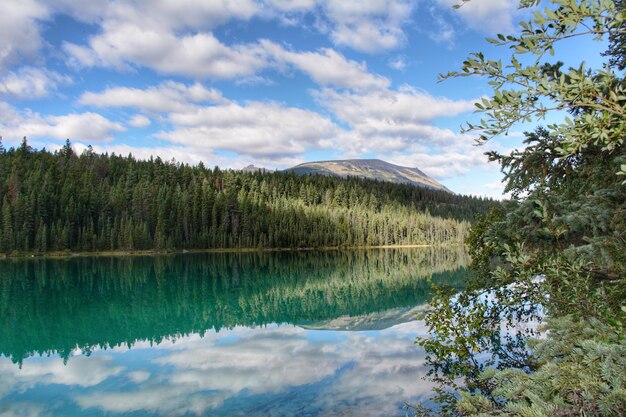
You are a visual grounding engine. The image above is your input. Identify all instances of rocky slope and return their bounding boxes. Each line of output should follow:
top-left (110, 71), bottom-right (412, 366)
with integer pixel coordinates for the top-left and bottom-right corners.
top-left (286, 159), bottom-right (449, 191)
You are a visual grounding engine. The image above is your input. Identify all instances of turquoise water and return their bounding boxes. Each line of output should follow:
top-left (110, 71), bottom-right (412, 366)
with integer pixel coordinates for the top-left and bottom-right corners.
top-left (0, 248), bottom-right (469, 416)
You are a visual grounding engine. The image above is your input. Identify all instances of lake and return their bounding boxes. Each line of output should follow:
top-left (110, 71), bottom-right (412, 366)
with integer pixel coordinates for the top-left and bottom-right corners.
top-left (0, 247), bottom-right (469, 417)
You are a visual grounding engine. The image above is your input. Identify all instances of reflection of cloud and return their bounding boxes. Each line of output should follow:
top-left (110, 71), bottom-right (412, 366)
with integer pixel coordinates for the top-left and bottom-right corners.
top-left (127, 370), bottom-right (150, 384)
top-left (70, 322), bottom-right (435, 416)
top-left (1, 320), bottom-right (436, 417)
top-left (317, 333), bottom-right (433, 416)
top-left (0, 355), bottom-right (124, 400)
top-left (0, 401), bottom-right (50, 417)
top-left (76, 385), bottom-right (231, 416)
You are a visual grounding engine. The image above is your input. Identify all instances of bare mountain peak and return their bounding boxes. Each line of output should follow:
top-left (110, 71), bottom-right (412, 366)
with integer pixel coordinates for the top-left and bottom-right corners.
top-left (286, 158), bottom-right (449, 192)
top-left (240, 164), bottom-right (269, 173)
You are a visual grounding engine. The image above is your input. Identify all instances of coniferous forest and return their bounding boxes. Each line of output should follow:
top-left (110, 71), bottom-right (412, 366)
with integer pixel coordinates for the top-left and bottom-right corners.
top-left (0, 139), bottom-right (494, 255)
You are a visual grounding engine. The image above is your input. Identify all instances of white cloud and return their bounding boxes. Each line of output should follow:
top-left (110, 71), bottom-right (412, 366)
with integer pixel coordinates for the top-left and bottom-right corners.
top-left (43, 0), bottom-right (109, 23)
top-left (56, 1), bottom-right (264, 78)
top-left (320, 0), bottom-right (414, 53)
top-left (315, 86), bottom-right (476, 126)
top-left (427, 5), bottom-right (456, 48)
top-left (22, 113), bottom-right (125, 142)
top-left (0, 102), bottom-right (124, 142)
top-left (70, 142), bottom-right (298, 171)
top-left (128, 115), bottom-right (151, 128)
top-left (160, 101), bottom-right (338, 157)
top-left (310, 86), bottom-right (496, 178)
top-left (79, 81), bottom-right (225, 113)
top-left (262, 41), bottom-right (390, 90)
top-left (64, 25), bottom-right (268, 79)
top-left (481, 179), bottom-right (511, 199)
top-left (49, 0), bottom-right (258, 30)
top-left (387, 149), bottom-right (490, 179)
top-left (0, 67), bottom-right (72, 100)
top-left (0, 0), bottom-right (48, 71)
top-left (388, 56), bottom-right (407, 71)
top-left (314, 86), bottom-right (474, 130)
top-left (263, 0), bottom-right (317, 12)
top-left (78, 81), bottom-right (340, 160)
top-left (73, 79), bottom-right (487, 173)
top-left (68, 28), bottom-right (388, 89)
top-left (436, 0), bottom-right (520, 34)
top-left (62, 0), bottom-right (415, 80)
top-left (66, 142), bottom-right (220, 167)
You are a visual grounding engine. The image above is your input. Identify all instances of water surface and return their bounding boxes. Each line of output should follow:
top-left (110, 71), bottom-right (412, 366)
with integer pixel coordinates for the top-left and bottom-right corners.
top-left (0, 248), bottom-right (469, 416)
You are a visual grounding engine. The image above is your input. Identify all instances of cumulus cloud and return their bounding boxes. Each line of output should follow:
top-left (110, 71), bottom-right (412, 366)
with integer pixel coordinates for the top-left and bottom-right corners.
top-left (69, 142), bottom-right (220, 166)
top-left (159, 101), bottom-right (338, 157)
top-left (0, 102), bottom-right (124, 142)
top-left (73, 80), bottom-right (487, 175)
top-left (24, 113), bottom-right (124, 142)
top-left (0, 0), bottom-right (48, 70)
top-left (388, 56), bottom-right (407, 71)
top-left (313, 86), bottom-right (476, 154)
top-left (49, 0), bottom-right (258, 30)
top-left (77, 81), bottom-right (339, 160)
top-left (0, 67), bottom-right (72, 100)
top-left (387, 148), bottom-right (491, 179)
top-left (263, 0), bottom-right (317, 12)
top-left (427, 5), bottom-right (456, 48)
top-left (263, 41), bottom-right (390, 90)
top-left (61, 0), bottom-right (415, 82)
top-left (80, 81), bottom-right (225, 113)
top-left (307, 85), bottom-right (496, 178)
top-left (315, 86), bottom-right (476, 125)
top-left (436, 0), bottom-right (521, 34)
top-left (320, 0), bottom-right (414, 53)
top-left (128, 115), bottom-right (151, 128)
top-left (64, 26), bottom-right (268, 79)
top-left (481, 179), bottom-right (511, 199)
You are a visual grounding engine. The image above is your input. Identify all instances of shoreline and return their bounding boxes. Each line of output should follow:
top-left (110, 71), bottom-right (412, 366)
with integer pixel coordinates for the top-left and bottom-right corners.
top-left (0, 243), bottom-right (465, 260)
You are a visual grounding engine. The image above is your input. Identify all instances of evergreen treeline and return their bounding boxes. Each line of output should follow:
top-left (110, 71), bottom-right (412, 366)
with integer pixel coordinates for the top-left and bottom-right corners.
top-left (0, 139), bottom-right (494, 254)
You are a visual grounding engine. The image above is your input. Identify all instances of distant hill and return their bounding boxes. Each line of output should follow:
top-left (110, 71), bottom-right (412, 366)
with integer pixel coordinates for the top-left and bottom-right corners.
top-left (240, 164), bottom-right (269, 173)
top-left (285, 159), bottom-right (449, 192)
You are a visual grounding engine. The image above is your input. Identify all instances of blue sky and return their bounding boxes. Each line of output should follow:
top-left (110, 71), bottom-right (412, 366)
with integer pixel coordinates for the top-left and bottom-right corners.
top-left (0, 0), bottom-right (606, 197)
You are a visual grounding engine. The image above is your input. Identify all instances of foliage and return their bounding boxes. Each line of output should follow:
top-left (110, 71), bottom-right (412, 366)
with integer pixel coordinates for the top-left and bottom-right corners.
top-left (0, 144), bottom-right (495, 255)
top-left (604, 0), bottom-right (626, 70)
top-left (444, 0), bottom-right (626, 158)
top-left (456, 316), bottom-right (626, 416)
top-left (414, 1), bottom-right (626, 416)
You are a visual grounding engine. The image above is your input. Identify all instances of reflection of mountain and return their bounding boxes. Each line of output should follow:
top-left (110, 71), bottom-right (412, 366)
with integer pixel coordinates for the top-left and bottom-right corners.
top-left (299, 304), bottom-right (429, 331)
top-left (0, 248), bottom-right (469, 364)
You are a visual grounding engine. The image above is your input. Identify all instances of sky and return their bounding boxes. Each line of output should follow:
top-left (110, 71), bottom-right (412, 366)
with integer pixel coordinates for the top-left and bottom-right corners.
top-left (0, 0), bottom-right (607, 198)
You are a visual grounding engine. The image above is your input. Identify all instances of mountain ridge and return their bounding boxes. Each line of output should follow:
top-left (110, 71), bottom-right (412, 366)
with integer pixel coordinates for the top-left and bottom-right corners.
top-left (285, 158), bottom-right (449, 192)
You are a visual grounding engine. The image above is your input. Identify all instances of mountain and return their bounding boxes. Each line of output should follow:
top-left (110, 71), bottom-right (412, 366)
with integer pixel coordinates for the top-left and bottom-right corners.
top-left (241, 164), bottom-right (269, 173)
top-left (286, 159), bottom-right (449, 191)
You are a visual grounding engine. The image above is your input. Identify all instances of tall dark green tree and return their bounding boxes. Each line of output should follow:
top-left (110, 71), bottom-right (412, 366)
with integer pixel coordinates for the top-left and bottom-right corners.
top-left (0, 144), bottom-right (494, 255)
top-left (414, 1), bottom-right (626, 415)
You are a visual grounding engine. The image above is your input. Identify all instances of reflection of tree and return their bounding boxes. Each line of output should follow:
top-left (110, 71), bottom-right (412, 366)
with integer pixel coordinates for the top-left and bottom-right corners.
top-left (0, 248), bottom-right (468, 364)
